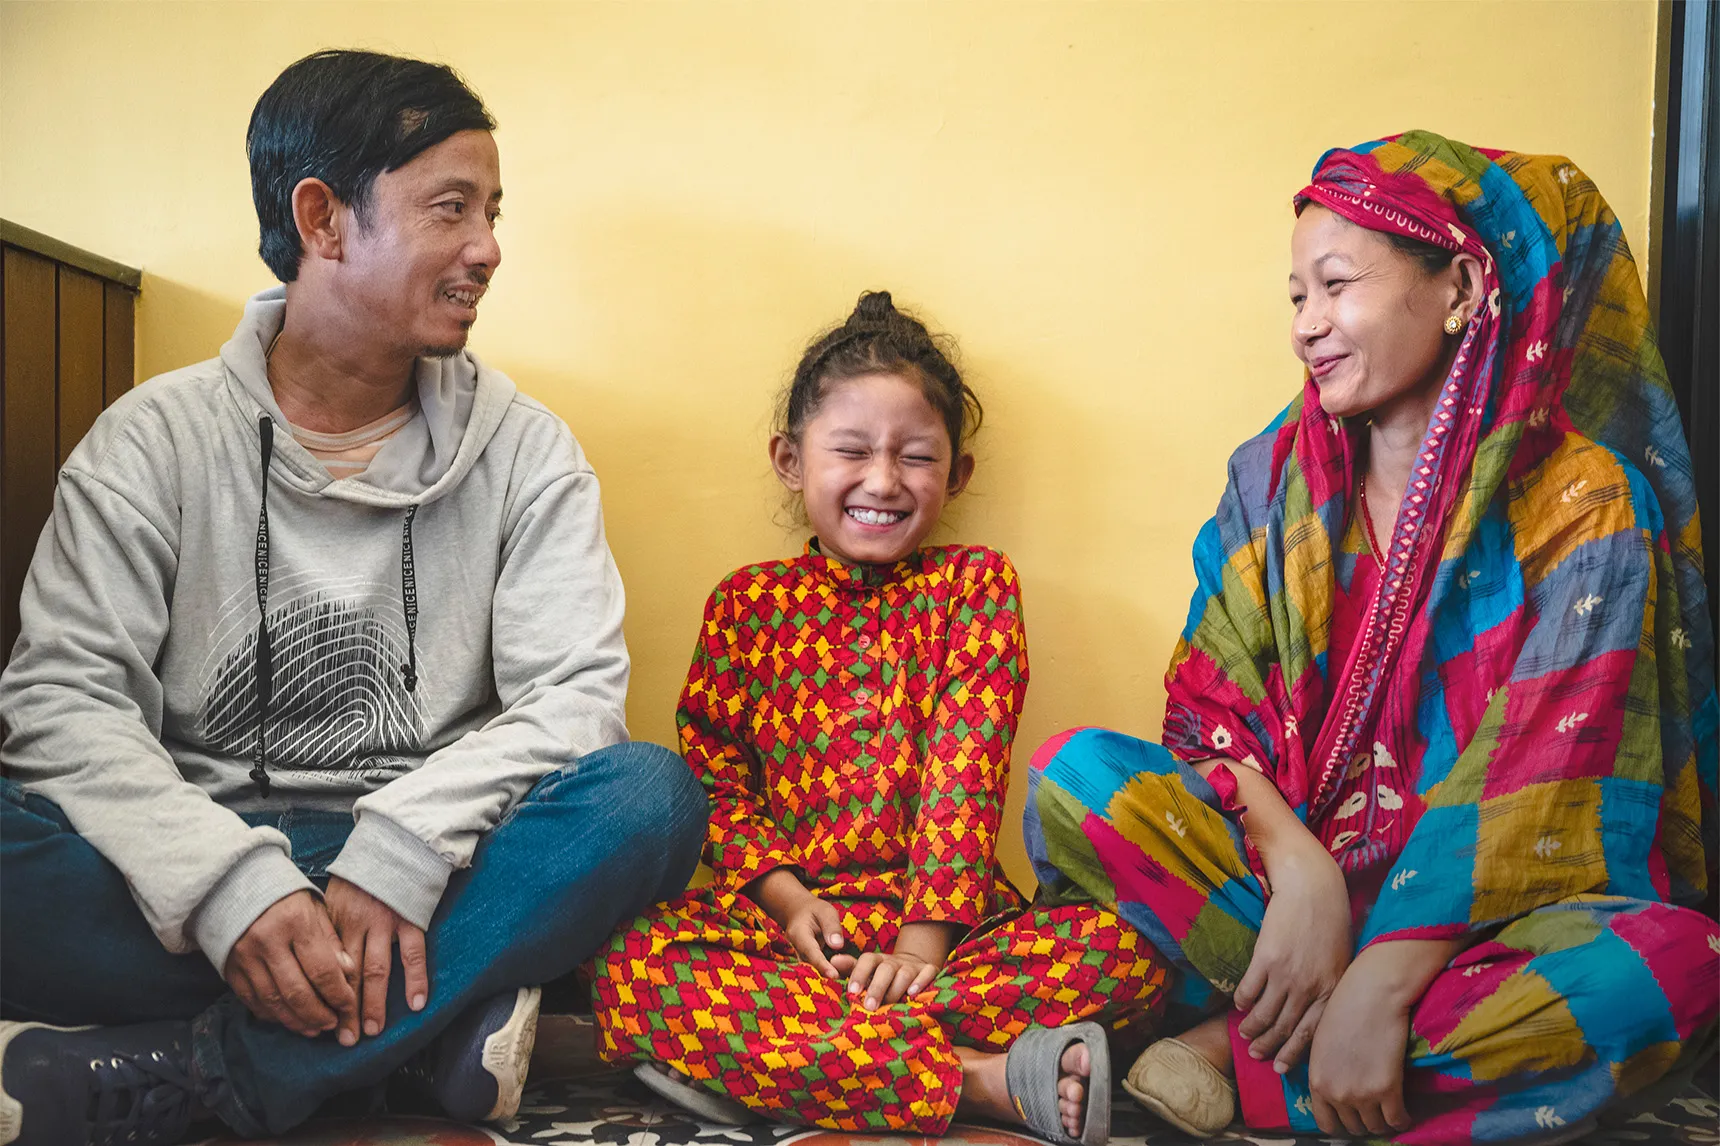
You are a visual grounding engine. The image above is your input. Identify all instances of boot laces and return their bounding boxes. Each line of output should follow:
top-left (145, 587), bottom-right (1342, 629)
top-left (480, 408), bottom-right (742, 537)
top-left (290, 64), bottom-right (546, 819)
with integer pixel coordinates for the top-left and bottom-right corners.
top-left (85, 1047), bottom-right (204, 1146)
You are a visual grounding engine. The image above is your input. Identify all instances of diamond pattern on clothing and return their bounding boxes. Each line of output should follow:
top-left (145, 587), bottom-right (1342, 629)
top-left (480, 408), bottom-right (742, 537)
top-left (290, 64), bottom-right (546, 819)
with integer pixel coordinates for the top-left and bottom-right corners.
top-left (679, 545), bottom-right (1029, 926)
top-left (593, 890), bottom-right (1168, 1134)
top-left (595, 544), bottom-right (1172, 1133)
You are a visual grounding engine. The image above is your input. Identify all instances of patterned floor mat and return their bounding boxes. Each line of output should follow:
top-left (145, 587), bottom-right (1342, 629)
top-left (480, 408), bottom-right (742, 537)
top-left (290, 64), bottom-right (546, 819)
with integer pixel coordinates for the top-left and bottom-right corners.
top-left (194, 1018), bottom-right (1719, 1146)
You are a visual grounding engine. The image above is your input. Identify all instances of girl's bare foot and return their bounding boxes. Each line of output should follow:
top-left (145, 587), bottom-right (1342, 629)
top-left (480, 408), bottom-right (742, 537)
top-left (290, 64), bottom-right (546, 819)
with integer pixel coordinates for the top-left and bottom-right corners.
top-left (1176, 1012), bottom-right (1234, 1077)
top-left (957, 1042), bottom-right (1091, 1137)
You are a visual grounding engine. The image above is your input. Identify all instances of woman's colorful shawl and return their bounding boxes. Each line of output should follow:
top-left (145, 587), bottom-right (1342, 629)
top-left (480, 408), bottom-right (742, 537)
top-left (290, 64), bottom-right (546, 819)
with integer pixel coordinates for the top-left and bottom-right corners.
top-left (1163, 131), bottom-right (1717, 948)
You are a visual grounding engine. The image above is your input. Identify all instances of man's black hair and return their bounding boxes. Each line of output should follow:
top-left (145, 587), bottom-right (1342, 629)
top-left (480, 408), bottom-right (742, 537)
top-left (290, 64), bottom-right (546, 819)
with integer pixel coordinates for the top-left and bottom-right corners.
top-left (247, 49), bottom-right (496, 282)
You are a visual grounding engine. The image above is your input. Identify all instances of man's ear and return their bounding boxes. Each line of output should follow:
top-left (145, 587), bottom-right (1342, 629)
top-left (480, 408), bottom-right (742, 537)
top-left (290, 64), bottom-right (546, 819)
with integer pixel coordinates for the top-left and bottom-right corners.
top-left (768, 432), bottom-right (805, 492)
top-left (947, 451), bottom-right (976, 497)
top-left (291, 178), bottom-right (346, 264)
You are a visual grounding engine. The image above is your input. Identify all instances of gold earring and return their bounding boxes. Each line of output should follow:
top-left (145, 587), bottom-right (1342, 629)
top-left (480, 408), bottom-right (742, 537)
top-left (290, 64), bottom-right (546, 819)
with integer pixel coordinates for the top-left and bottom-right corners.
top-left (1444, 314), bottom-right (1463, 335)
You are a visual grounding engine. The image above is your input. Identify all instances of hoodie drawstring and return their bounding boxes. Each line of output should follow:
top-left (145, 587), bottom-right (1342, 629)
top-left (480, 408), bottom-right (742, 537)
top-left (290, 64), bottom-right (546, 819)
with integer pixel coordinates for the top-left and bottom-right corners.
top-left (249, 416), bottom-right (421, 797)
top-left (400, 504), bottom-right (419, 692)
top-left (252, 416), bottom-right (275, 797)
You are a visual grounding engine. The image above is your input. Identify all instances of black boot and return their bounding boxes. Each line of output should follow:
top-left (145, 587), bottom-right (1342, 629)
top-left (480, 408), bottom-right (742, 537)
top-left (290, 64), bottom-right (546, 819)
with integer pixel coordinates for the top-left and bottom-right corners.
top-left (0, 1020), bottom-right (216, 1146)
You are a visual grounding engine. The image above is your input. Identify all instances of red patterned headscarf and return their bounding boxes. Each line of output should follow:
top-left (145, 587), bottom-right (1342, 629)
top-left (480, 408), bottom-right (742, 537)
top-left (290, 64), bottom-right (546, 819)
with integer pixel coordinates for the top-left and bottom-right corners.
top-left (1161, 131), bottom-right (1715, 924)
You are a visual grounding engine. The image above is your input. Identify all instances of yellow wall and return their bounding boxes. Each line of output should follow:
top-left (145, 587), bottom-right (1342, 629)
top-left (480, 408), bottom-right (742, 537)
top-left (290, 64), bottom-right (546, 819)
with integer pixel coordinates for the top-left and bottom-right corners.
top-left (1, 1), bottom-right (1660, 887)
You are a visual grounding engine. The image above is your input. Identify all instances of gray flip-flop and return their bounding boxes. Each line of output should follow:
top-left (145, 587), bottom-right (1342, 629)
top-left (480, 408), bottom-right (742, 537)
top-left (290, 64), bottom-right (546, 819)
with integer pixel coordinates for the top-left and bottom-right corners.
top-left (633, 1062), bottom-right (760, 1125)
top-left (1004, 1021), bottom-right (1111, 1146)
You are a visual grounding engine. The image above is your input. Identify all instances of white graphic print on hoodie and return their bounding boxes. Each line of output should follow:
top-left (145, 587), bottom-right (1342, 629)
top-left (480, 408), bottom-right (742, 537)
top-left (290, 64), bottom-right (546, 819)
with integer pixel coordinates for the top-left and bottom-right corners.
top-left (0, 288), bottom-right (631, 973)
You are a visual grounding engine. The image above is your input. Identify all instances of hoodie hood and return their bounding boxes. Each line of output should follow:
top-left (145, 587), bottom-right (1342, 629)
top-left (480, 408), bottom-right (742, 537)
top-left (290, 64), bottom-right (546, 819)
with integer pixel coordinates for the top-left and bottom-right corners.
top-left (219, 287), bottom-right (518, 508)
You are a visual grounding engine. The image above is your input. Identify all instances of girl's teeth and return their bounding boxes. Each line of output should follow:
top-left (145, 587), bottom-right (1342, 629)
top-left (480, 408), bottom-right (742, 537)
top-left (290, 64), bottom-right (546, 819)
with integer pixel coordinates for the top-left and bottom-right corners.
top-left (847, 508), bottom-right (905, 526)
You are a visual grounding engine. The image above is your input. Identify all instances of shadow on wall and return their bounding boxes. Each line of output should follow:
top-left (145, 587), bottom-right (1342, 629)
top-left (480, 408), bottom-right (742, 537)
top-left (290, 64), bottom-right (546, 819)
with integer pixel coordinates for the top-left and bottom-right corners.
top-left (137, 273), bottom-right (247, 379)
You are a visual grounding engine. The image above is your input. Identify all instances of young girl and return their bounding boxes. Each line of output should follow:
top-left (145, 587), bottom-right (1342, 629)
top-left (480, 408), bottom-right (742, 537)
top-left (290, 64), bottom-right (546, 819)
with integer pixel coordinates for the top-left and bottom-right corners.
top-left (592, 292), bottom-right (1169, 1144)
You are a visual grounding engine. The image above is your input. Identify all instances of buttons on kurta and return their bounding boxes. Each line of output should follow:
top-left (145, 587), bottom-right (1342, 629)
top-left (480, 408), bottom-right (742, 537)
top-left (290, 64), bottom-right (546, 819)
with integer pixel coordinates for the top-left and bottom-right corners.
top-left (847, 590), bottom-right (879, 722)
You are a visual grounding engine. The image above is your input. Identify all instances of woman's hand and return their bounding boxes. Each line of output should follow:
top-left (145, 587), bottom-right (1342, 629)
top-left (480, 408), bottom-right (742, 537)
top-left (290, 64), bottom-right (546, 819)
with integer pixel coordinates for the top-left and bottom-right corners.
top-left (1187, 758), bottom-right (1350, 1073)
top-left (1307, 957), bottom-right (1413, 1136)
top-left (845, 920), bottom-right (958, 1009)
top-left (747, 868), bottom-right (848, 978)
top-left (1306, 936), bottom-right (1463, 1136)
top-left (1233, 841), bottom-right (1351, 1072)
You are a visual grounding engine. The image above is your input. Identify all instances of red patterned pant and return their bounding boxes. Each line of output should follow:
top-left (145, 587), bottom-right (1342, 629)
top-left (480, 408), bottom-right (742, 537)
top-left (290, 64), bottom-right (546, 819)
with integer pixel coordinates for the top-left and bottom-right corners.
top-left (592, 886), bottom-right (1170, 1133)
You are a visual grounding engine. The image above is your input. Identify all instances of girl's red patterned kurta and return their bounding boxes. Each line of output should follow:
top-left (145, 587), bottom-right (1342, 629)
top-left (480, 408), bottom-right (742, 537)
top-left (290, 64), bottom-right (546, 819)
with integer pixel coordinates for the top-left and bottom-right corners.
top-left (593, 544), bottom-right (1170, 1132)
top-left (685, 544), bottom-right (1028, 923)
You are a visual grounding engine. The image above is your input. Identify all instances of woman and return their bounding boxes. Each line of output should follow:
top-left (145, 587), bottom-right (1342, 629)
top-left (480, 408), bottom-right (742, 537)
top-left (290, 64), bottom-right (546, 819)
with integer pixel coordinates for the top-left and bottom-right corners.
top-left (1027, 131), bottom-right (1718, 1144)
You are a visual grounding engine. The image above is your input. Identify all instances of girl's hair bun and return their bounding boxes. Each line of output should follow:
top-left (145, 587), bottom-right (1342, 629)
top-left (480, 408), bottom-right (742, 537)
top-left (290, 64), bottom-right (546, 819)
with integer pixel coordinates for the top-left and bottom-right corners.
top-left (779, 290), bottom-right (983, 461)
top-left (849, 290), bottom-right (898, 326)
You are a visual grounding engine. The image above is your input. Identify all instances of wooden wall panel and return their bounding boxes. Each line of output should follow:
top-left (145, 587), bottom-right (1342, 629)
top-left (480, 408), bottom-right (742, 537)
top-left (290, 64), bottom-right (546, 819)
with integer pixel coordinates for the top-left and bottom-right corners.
top-left (104, 280), bottom-right (135, 404)
top-left (2, 247), bottom-right (58, 661)
top-left (1, 226), bottom-right (138, 665)
top-left (57, 267), bottom-right (105, 466)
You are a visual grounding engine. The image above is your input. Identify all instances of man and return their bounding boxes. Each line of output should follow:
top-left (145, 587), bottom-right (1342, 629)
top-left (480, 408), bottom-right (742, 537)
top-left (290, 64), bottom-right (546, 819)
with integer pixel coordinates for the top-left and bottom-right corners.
top-left (0, 49), bottom-right (706, 1146)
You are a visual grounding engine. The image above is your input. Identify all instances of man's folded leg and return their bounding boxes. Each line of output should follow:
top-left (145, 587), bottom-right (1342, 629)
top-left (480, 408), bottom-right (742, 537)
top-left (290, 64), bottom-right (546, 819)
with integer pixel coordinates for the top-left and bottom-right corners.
top-left (0, 780), bottom-right (229, 1025)
top-left (1, 780), bottom-right (232, 1146)
top-left (196, 740), bottom-right (709, 1136)
top-left (2, 744), bottom-right (706, 1142)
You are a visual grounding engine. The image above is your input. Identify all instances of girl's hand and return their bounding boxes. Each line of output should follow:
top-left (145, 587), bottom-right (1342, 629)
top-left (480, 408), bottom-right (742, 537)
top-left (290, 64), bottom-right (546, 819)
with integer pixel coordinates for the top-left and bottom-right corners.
top-left (1233, 842), bottom-right (1351, 1072)
top-left (844, 920), bottom-right (958, 1009)
top-left (846, 950), bottom-right (939, 1009)
top-left (1307, 959), bottom-right (1413, 1137)
top-left (747, 868), bottom-right (849, 979)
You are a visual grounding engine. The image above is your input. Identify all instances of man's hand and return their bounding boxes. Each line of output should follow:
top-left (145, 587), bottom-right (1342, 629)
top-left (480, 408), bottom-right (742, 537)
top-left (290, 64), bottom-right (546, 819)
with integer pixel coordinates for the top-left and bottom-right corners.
top-left (747, 868), bottom-right (849, 979)
top-left (325, 876), bottom-right (429, 1045)
top-left (225, 889), bottom-right (358, 1039)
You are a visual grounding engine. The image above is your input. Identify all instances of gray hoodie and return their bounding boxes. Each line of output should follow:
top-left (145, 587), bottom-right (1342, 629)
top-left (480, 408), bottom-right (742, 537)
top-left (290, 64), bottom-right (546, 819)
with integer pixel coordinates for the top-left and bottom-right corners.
top-left (0, 288), bottom-right (630, 974)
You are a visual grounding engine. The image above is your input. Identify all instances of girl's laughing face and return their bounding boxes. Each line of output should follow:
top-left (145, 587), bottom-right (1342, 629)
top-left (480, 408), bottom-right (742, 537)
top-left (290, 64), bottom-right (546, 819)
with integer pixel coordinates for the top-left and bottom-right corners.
top-left (770, 370), bottom-right (973, 566)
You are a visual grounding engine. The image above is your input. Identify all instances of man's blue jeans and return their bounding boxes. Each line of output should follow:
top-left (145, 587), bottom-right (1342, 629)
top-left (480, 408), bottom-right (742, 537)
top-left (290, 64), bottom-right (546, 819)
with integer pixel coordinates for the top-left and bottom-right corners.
top-left (0, 741), bottom-right (707, 1136)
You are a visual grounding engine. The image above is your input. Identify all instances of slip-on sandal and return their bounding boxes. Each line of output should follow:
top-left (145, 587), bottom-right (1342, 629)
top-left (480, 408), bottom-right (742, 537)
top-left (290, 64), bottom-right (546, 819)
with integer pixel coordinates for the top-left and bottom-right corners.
top-left (1122, 1037), bottom-right (1236, 1138)
top-left (1003, 1020), bottom-right (1112, 1146)
top-left (633, 1061), bottom-right (760, 1125)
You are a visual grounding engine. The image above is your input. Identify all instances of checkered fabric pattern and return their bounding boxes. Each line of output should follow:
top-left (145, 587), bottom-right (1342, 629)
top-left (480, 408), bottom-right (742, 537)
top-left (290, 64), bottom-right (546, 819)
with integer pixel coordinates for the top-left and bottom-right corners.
top-left (593, 890), bottom-right (1168, 1132)
top-left (1028, 728), bottom-right (1720, 1143)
